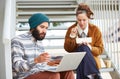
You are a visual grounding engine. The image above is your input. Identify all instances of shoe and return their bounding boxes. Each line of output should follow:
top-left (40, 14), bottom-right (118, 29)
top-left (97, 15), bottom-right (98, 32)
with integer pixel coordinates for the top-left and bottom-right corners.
top-left (94, 74), bottom-right (103, 79)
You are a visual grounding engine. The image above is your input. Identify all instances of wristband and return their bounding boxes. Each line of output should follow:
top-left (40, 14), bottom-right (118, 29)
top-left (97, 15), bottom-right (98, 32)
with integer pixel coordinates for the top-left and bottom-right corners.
top-left (69, 33), bottom-right (76, 38)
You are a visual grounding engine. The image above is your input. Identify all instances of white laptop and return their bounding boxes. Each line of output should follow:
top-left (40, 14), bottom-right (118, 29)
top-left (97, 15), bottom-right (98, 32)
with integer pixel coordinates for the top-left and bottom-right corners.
top-left (43, 52), bottom-right (86, 72)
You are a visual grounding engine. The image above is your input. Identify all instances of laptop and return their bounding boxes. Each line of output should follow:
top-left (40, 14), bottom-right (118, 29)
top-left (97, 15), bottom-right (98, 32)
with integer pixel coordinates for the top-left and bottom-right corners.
top-left (43, 52), bottom-right (86, 72)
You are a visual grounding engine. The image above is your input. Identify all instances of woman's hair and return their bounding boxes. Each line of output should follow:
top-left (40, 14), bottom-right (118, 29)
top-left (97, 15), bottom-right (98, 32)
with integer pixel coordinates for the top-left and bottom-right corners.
top-left (76, 3), bottom-right (94, 19)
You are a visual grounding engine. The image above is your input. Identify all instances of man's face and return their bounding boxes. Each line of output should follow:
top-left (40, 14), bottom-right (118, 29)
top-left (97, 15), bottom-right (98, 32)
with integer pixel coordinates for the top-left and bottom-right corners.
top-left (32, 22), bottom-right (49, 40)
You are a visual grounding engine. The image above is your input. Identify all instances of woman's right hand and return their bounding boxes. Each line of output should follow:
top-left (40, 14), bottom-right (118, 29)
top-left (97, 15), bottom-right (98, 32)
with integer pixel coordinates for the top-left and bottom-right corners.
top-left (34, 52), bottom-right (50, 63)
top-left (70, 27), bottom-right (78, 37)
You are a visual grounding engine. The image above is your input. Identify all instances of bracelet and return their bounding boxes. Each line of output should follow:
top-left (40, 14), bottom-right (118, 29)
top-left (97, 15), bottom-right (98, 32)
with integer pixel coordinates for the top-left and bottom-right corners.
top-left (69, 33), bottom-right (76, 38)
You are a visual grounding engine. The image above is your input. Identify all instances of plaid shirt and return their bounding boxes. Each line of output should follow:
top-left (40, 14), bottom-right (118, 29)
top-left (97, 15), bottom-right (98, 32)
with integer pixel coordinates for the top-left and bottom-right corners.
top-left (11, 32), bottom-right (47, 79)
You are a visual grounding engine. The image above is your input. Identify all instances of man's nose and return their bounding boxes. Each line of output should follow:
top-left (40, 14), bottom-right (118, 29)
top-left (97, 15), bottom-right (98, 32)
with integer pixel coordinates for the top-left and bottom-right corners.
top-left (43, 28), bottom-right (47, 33)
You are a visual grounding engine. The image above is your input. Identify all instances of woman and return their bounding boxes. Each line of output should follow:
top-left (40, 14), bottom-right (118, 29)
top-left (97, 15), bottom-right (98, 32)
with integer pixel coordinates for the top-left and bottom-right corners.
top-left (64, 3), bottom-right (104, 79)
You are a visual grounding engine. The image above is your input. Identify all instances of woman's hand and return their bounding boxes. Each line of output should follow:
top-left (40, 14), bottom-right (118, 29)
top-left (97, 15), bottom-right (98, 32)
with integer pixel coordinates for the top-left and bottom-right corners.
top-left (70, 27), bottom-right (78, 38)
top-left (78, 42), bottom-right (92, 50)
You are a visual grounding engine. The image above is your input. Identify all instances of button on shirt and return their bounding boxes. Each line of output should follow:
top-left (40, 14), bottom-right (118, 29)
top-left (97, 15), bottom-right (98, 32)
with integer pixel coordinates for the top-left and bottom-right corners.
top-left (11, 32), bottom-right (46, 79)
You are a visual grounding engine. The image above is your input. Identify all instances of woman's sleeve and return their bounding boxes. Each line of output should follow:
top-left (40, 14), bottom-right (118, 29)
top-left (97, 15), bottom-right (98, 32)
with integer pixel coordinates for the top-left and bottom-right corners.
top-left (91, 28), bottom-right (104, 56)
top-left (64, 28), bottom-right (77, 52)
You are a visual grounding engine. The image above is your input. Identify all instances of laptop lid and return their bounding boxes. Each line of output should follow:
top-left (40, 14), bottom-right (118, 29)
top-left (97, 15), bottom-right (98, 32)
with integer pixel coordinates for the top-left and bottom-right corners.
top-left (45, 52), bottom-right (86, 72)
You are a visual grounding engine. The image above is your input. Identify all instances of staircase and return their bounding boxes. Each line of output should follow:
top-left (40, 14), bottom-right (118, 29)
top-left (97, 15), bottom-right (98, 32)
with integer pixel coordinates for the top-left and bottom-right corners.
top-left (16, 0), bottom-right (115, 79)
top-left (16, 0), bottom-right (77, 23)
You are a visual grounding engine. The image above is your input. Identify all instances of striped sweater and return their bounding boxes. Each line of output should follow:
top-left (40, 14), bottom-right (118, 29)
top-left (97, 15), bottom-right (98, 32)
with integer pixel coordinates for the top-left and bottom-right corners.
top-left (11, 32), bottom-right (46, 79)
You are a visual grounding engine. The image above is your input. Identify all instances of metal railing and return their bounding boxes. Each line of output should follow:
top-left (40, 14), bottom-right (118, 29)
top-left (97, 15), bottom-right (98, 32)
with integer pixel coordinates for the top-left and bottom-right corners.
top-left (76, 0), bottom-right (120, 76)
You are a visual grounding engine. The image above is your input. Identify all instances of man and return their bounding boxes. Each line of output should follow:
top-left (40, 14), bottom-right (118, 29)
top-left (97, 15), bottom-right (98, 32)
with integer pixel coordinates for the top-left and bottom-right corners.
top-left (12, 13), bottom-right (75, 79)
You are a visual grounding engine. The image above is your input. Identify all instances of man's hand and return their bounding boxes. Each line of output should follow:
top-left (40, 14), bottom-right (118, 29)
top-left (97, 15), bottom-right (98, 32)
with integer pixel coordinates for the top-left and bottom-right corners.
top-left (47, 60), bottom-right (61, 66)
top-left (34, 52), bottom-right (50, 63)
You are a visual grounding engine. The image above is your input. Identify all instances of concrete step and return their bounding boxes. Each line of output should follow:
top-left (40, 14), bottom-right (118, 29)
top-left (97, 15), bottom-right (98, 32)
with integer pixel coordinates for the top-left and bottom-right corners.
top-left (16, 0), bottom-right (76, 2)
top-left (16, 0), bottom-right (76, 1)
top-left (17, 8), bottom-right (76, 13)
top-left (100, 58), bottom-right (114, 72)
top-left (101, 72), bottom-right (112, 79)
top-left (17, 0), bottom-right (77, 5)
top-left (17, 2), bottom-right (76, 5)
top-left (16, 17), bottom-right (76, 23)
top-left (17, 11), bottom-right (76, 16)
top-left (99, 59), bottom-right (113, 79)
top-left (16, 5), bottom-right (77, 9)
top-left (16, 26), bottom-right (68, 31)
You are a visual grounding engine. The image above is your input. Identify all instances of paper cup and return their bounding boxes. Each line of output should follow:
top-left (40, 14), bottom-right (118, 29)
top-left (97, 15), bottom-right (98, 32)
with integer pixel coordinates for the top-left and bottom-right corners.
top-left (104, 59), bottom-right (111, 68)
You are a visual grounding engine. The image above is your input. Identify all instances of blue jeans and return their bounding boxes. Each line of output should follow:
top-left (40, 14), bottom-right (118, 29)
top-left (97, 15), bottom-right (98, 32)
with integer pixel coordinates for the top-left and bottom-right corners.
top-left (75, 45), bottom-right (99, 79)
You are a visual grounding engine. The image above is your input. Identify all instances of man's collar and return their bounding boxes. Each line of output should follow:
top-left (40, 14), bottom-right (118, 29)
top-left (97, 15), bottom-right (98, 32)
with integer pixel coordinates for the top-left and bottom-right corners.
top-left (28, 32), bottom-right (37, 42)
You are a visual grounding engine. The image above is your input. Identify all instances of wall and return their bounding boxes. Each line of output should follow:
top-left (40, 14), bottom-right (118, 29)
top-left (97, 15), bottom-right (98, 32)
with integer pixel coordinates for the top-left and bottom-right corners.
top-left (0, 0), bottom-right (16, 78)
top-left (0, 0), bottom-right (6, 79)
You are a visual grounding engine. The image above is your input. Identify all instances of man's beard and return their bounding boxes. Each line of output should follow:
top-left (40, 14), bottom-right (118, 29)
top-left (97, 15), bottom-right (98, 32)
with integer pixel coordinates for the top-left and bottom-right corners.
top-left (32, 29), bottom-right (46, 41)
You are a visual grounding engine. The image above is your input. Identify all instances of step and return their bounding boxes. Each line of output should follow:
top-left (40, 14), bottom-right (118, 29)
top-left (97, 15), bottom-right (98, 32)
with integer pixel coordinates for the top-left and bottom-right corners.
top-left (45, 46), bottom-right (64, 49)
top-left (16, 5), bottom-right (77, 9)
top-left (16, 18), bottom-right (76, 23)
top-left (17, 2), bottom-right (76, 5)
top-left (16, 26), bottom-right (68, 31)
top-left (101, 72), bottom-right (112, 79)
top-left (100, 58), bottom-right (114, 72)
top-left (17, 15), bottom-right (76, 19)
top-left (100, 68), bottom-right (115, 72)
top-left (17, 27), bottom-right (68, 31)
top-left (16, 0), bottom-right (77, 6)
top-left (17, 0), bottom-right (77, 5)
top-left (16, 0), bottom-right (76, 2)
top-left (17, 7), bottom-right (76, 11)
top-left (17, 11), bottom-right (76, 16)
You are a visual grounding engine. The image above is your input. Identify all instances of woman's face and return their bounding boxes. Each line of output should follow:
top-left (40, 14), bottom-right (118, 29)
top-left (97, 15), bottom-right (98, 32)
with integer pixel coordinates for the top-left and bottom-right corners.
top-left (76, 13), bottom-right (89, 30)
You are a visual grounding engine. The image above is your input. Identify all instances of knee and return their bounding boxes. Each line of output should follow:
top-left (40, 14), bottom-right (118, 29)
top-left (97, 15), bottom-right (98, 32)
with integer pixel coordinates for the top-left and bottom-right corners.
top-left (61, 71), bottom-right (75, 79)
top-left (49, 72), bottom-right (60, 79)
top-left (76, 45), bottom-right (90, 52)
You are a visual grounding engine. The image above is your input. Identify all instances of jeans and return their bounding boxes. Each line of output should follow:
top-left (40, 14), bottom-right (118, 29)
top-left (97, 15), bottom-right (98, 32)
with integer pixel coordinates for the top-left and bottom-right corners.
top-left (75, 45), bottom-right (99, 79)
